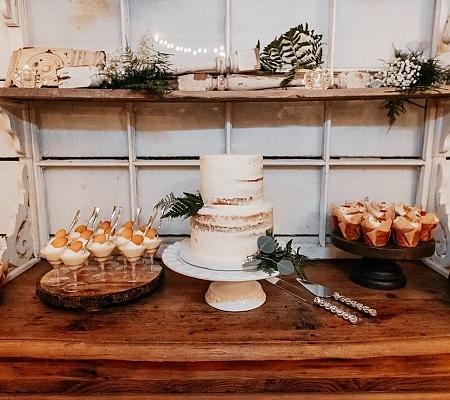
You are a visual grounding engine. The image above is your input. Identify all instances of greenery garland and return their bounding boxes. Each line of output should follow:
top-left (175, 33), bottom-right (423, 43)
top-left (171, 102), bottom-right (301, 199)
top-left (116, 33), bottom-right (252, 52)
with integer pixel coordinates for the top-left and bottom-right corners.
top-left (98, 35), bottom-right (176, 97)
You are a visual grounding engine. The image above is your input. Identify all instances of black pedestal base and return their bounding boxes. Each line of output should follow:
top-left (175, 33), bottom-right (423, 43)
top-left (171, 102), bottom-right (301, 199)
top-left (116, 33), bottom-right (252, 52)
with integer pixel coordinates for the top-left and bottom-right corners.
top-left (350, 257), bottom-right (407, 290)
top-left (331, 231), bottom-right (435, 290)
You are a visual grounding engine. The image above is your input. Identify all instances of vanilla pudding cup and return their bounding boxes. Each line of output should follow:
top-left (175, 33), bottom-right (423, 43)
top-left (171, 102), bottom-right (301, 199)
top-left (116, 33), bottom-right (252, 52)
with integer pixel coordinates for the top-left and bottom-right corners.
top-left (119, 242), bottom-right (146, 261)
top-left (87, 241), bottom-right (115, 259)
top-left (40, 245), bottom-right (70, 286)
top-left (60, 248), bottom-right (90, 293)
top-left (60, 249), bottom-right (90, 269)
top-left (40, 246), bottom-right (65, 263)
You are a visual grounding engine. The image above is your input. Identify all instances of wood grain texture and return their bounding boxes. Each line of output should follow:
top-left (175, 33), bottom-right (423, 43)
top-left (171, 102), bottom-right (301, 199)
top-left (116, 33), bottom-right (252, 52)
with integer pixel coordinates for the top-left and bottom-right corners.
top-left (2, 86), bottom-right (450, 103)
top-left (1, 258), bottom-right (450, 397)
top-left (36, 266), bottom-right (164, 310)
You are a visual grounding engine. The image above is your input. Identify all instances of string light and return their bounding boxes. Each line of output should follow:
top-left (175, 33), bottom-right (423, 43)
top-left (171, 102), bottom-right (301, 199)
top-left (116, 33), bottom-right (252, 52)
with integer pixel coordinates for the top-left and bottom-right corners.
top-left (153, 33), bottom-right (226, 57)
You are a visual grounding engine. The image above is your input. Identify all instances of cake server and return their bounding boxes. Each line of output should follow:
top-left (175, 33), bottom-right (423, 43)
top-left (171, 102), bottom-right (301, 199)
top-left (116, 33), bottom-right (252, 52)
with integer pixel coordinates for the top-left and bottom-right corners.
top-left (266, 276), bottom-right (358, 324)
top-left (295, 277), bottom-right (377, 317)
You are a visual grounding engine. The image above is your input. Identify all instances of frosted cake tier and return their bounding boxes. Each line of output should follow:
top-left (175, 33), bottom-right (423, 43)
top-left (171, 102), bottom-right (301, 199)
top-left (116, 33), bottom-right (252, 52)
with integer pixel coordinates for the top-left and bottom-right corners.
top-left (190, 202), bottom-right (273, 268)
top-left (200, 154), bottom-right (263, 206)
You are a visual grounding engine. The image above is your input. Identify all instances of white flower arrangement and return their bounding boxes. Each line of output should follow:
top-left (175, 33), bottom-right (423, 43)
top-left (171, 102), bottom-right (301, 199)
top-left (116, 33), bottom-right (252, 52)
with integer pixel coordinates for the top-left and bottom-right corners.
top-left (372, 48), bottom-right (450, 128)
top-left (374, 52), bottom-right (426, 90)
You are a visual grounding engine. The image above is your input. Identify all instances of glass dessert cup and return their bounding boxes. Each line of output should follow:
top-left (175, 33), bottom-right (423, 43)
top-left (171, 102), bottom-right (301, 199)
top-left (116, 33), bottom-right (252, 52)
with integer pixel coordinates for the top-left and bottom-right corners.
top-left (119, 245), bottom-right (146, 283)
top-left (110, 236), bottom-right (131, 273)
top-left (142, 237), bottom-right (163, 272)
top-left (87, 242), bottom-right (115, 282)
top-left (40, 248), bottom-right (70, 286)
top-left (60, 250), bottom-right (90, 293)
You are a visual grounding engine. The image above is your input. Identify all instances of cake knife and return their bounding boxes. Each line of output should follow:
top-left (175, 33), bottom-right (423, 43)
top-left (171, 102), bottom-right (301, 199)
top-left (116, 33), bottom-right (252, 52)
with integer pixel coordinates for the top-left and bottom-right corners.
top-left (266, 276), bottom-right (358, 324)
top-left (295, 277), bottom-right (377, 317)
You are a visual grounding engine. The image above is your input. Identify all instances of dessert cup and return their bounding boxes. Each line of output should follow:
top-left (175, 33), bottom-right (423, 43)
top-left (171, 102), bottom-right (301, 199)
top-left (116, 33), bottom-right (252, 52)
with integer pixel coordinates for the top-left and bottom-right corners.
top-left (119, 244), bottom-right (146, 282)
top-left (110, 235), bottom-right (131, 273)
top-left (60, 249), bottom-right (90, 293)
top-left (87, 241), bottom-right (115, 282)
top-left (143, 237), bottom-right (163, 271)
top-left (40, 247), bottom-right (70, 286)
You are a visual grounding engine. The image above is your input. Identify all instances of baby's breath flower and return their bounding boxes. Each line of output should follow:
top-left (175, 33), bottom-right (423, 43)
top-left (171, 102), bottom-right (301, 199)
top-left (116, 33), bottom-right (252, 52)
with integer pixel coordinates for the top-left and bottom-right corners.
top-left (372, 47), bottom-right (450, 130)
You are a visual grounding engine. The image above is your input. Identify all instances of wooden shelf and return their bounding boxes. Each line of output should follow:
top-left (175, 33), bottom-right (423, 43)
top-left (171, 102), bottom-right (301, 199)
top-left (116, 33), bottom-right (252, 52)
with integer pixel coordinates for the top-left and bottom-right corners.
top-left (2, 86), bottom-right (450, 103)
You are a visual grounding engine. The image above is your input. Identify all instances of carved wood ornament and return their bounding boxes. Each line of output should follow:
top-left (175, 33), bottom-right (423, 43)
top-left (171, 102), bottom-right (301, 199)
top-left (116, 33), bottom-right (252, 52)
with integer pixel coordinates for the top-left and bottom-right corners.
top-left (5, 47), bottom-right (105, 87)
top-left (0, 0), bottom-right (19, 27)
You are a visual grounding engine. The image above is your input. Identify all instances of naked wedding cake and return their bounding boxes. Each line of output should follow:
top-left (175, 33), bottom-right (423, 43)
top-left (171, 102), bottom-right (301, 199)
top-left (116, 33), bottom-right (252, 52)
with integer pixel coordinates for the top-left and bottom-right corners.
top-left (185, 154), bottom-right (273, 270)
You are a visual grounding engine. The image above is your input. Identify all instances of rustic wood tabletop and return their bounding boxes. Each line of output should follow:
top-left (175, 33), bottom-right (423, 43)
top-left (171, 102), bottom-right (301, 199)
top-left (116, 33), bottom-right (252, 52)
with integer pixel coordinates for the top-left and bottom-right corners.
top-left (1, 258), bottom-right (450, 399)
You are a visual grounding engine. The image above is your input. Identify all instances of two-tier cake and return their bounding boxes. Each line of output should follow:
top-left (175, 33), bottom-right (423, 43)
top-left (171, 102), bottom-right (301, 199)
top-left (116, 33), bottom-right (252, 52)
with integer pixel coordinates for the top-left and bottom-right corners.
top-left (182, 154), bottom-right (273, 270)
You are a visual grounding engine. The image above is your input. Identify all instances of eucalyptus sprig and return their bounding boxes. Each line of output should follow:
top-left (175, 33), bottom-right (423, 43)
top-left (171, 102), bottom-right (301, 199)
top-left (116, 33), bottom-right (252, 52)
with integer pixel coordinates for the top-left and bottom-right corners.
top-left (258, 23), bottom-right (324, 88)
top-left (243, 232), bottom-right (308, 277)
top-left (156, 191), bottom-right (204, 220)
top-left (98, 35), bottom-right (176, 97)
top-left (374, 48), bottom-right (450, 129)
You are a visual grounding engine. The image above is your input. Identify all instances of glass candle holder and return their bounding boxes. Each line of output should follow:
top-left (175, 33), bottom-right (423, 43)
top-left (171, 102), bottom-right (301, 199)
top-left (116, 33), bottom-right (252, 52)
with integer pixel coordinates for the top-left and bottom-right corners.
top-left (304, 67), bottom-right (331, 90)
top-left (13, 65), bottom-right (43, 88)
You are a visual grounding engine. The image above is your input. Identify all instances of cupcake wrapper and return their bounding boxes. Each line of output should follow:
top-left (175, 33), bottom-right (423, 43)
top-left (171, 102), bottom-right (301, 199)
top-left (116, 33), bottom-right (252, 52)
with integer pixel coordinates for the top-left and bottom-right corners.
top-left (338, 221), bottom-right (361, 241)
top-left (393, 228), bottom-right (421, 247)
top-left (420, 223), bottom-right (438, 242)
top-left (363, 229), bottom-right (391, 247)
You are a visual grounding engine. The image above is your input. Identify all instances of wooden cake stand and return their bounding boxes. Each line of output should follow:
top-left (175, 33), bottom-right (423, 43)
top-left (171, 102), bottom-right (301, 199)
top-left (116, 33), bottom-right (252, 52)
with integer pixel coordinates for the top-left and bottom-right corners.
top-left (331, 231), bottom-right (435, 290)
top-left (36, 263), bottom-right (164, 311)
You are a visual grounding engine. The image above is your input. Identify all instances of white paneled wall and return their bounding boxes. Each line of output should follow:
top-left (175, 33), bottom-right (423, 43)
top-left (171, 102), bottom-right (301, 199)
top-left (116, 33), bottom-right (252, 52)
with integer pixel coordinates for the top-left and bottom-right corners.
top-left (1, 0), bottom-right (450, 277)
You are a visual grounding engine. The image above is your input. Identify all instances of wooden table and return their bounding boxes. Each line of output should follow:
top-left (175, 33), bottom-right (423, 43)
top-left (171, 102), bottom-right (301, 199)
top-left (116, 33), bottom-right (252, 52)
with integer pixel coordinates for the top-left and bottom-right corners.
top-left (1, 258), bottom-right (450, 399)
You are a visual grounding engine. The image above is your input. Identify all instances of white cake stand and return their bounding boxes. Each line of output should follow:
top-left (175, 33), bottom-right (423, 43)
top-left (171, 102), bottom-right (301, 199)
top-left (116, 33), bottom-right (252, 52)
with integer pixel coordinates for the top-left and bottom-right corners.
top-left (162, 240), bottom-right (279, 312)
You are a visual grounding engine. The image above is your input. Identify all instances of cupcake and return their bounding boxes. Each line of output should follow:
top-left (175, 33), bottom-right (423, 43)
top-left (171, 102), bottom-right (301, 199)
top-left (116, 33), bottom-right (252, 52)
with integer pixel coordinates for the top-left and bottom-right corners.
top-left (331, 201), bottom-right (366, 241)
top-left (392, 216), bottom-right (422, 247)
top-left (418, 210), bottom-right (439, 242)
top-left (368, 201), bottom-right (396, 221)
top-left (361, 214), bottom-right (392, 247)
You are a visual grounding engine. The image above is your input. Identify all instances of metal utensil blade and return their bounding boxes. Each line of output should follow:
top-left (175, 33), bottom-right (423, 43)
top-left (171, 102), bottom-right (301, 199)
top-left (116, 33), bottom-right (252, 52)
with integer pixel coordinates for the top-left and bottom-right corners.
top-left (266, 276), bottom-right (309, 303)
top-left (296, 279), bottom-right (333, 297)
top-left (266, 276), bottom-right (358, 324)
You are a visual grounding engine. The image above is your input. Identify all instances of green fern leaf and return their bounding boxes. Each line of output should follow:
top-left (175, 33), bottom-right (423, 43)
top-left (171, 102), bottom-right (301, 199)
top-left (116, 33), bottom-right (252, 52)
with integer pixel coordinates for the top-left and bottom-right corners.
top-left (159, 191), bottom-right (203, 220)
top-left (259, 23), bottom-right (325, 87)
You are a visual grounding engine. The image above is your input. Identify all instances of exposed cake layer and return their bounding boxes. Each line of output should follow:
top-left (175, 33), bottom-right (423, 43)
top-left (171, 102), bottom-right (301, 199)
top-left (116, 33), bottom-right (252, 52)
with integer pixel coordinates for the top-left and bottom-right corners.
top-left (200, 154), bottom-right (263, 206)
top-left (190, 202), bottom-right (273, 268)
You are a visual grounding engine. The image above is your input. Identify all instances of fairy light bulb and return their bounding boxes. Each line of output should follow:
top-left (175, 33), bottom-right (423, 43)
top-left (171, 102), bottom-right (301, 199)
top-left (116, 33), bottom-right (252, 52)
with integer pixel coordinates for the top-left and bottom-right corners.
top-left (153, 34), bottom-right (223, 57)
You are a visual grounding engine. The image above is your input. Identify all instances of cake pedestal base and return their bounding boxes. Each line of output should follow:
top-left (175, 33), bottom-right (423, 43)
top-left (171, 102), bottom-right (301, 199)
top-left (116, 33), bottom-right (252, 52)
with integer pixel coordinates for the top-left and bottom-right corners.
top-left (331, 231), bottom-right (435, 290)
top-left (350, 257), bottom-right (407, 290)
top-left (162, 240), bottom-right (277, 312)
top-left (205, 281), bottom-right (266, 312)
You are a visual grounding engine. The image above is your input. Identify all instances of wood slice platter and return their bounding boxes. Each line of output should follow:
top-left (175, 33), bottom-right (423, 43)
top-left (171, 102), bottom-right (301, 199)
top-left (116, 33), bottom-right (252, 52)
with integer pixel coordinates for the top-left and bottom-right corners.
top-left (36, 263), bottom-right (164, 311)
